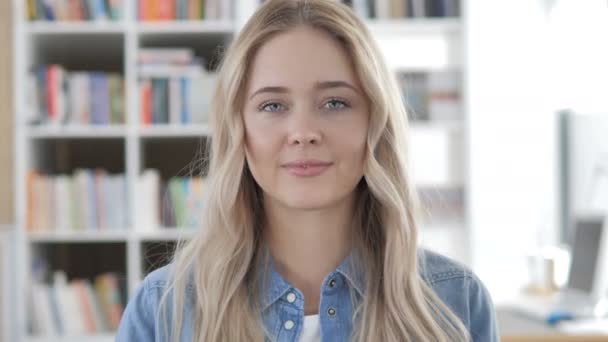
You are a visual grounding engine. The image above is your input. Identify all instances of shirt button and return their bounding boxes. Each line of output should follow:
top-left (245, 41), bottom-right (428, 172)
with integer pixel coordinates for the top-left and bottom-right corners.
top-left (284, 320), bottom-right (295, 330)
top-left (286, 292), bottom-right (296, 303)
top-left (327, 307), bottom-right (337, 316)
top-left (329, 279), bottom-right (337, 288)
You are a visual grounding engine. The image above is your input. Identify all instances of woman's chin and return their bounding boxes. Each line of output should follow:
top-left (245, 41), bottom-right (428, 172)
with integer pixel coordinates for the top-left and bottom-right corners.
top-left (280, 196), bottom-right (337, 211)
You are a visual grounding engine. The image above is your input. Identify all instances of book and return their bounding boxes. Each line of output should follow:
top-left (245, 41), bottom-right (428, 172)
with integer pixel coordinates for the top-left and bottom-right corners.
top-left (375, 0), bottom-right (390, 19)
top-left (140, 79), bottom-right (153, 125)
top-left (176, 0), bottom-right (188, 20)
top-left (138, 48), bottom-right (194, 65)
top-left (41, 0), bottom-right (56, 20)
top-left (55, 0), bottom-right (69, 21)
top-left (27, 170), bottom-right (128, 232)
top-left (108, 0), bottom-right (122, 20)
top-left (411, 0), bottom-right (426, 17)
top-left (219, 0), bottom-right (233, 21)
top-left (427, 70), bottom-right (461, 121)
top-left (72, 280), bottom-right (96, 333)
top-left (157, 0), bottom-right (175, 20)
top-left (137, 171), bottom-right (205, 229)
top-left (108, 75), bottom-right (125, 124)
top-left (28, 0), bottom-right (122, 21)
top-left (189, 0), bottom-right (201, 20)
top-left (169, 77), bottom-right (182, 124)
top-left (138, 48), bottom-right (214, 125)
top-left (188, 76), bottom-right (211, 124)
top-left (46, 65), bottom-right (58, 124)
top-left (29, 66), bottom-right (124, 126)
top-left (53, 271), bottom-right (85, 335)
top-left (390, 0), bottom-right (408, 19)
top-left (135, 0), bottom-right (233, 21)
top-left (168, 178), bottom-right (186, 227)
top-left (398, 72), bottom-right (429, 121)
top-left (53, 175), bottom-right (72, 231)
top-left (29, 283), bottom-right (57, 335)
top-left (137, 169), bottom-right (161, 231)
top-left (90, 72), bottom-right (110, 125)
top-left (152, 78), bottom-right (169, 124)
top-left (27, 0), bottom-right (38, 20)
top-left (94, 169), bottom-right (107, 230)
top-left (138, 0), bottom-right (153, 20)
top-left (94, 273), bottom-right (124, 330)
top-left (180, 77), bottom-right (189, 124)
top-left (28, 271), bottom-right (125, 336)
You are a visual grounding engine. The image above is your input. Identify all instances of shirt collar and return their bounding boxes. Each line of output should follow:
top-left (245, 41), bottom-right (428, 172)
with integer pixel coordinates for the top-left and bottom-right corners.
top-left (257, 245), bottom-right (366, 311)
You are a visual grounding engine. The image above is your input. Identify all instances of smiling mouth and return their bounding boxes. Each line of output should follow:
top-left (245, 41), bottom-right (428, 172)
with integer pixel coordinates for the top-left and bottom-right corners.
top-left (281, 160), bottom-right (333, 177)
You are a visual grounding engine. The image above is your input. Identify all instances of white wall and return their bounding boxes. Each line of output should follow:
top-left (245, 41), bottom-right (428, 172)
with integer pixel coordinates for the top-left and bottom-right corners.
top-left (464, 0), bottom-right (559, 301)
top-left (546, 0), bottom-right (608, 114)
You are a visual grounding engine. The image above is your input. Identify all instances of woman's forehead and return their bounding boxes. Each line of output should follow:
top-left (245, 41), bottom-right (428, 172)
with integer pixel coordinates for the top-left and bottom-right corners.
top-left (245, 26), bottom-right (361, 94)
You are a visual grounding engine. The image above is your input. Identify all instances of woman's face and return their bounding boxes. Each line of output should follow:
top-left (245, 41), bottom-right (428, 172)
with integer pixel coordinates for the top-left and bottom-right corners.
top-left (243, 26), bottom-right (369, 211)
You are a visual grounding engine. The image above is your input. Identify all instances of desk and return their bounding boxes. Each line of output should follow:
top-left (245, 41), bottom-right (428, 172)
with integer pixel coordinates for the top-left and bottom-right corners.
top-left (498, 308), bottom-right (608, 342)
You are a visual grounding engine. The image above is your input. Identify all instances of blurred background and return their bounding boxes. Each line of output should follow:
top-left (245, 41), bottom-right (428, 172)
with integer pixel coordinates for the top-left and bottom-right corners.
top-left (1, 0), bottom-right (607, 341)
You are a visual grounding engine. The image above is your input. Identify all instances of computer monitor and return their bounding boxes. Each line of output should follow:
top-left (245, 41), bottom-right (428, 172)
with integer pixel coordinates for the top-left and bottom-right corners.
top-left (567, 214), bottom-right (608, 300)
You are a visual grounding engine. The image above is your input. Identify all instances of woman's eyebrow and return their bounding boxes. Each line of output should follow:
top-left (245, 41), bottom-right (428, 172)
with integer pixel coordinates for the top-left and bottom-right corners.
top-left (315, 80), bottom-right (360, 94)
top-left (248, 86), bottom-right (289, 100)
top-left (248, 80), bottom-right (360, 101)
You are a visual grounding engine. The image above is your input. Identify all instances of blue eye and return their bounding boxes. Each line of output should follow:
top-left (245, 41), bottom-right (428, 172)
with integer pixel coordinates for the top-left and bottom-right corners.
top-left (260, 102), bottom-right (286, 112)
top-left (324, 98), bottom-right (349, 110)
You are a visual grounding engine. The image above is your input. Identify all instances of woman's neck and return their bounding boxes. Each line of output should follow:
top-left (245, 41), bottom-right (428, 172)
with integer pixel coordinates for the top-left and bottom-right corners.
top-left (263, 195), bottom-right (355, 315)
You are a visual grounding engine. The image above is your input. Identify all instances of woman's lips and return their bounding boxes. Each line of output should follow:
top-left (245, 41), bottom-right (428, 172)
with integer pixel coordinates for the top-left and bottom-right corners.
top-left (281, 160), bottom-right (333, 177)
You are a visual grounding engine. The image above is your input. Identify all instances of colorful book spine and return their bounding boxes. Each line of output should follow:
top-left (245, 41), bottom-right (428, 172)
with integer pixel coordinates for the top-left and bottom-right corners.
top-left (135, 0), bottom-right (236, 21)
top-left (28, 66), bottom-right (125, 126)
top-left (28, 271), bottom-right (125, 336)
top-left (28, 0), bottom-right (123, 21)
top-left (26, 170), bottom-right (128, 232)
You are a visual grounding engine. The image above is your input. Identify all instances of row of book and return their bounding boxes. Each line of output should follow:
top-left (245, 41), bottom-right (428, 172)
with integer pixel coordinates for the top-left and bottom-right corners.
top-left (28, 65), bottom-right (125, 126)
top-left (28, 271), bottom-right (125, 336)
top-left (341, 0), bottom-right (460, 18)
top-left (27, 0), bottom-right (122, 21)
top-left (138, 169), bottom-right (205, 229)
top-left (26, 0), bottom-right (458, 22)
top-left (397, 71), bottom-right (461, 122)
top-left (26, 170), bottom-right (128, 232)
top-left (138, 0), bottom-right (233, 21)
top-left (139, 48), bottom-right (215, 125)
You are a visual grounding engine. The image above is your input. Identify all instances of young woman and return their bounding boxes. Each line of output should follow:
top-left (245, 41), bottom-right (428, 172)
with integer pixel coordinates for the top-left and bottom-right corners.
top-left (117, 1), bottom-right (498, 341)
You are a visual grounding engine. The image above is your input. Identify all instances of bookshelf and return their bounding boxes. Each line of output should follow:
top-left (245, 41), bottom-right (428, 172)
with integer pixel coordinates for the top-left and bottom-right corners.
top-left (13, 0), bottom-right (467, 340)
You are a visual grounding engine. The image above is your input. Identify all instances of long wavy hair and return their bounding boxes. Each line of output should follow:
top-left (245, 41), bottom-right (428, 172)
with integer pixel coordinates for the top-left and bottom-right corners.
top-left (159, 0), bottom-right (470, 341)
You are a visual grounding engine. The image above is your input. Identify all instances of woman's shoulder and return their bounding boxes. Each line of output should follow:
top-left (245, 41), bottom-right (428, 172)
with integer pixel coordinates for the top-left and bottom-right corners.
top-left (143, 262), bottom-right (195, 291)
top-left (417, 248), bottom-right (489, 301)
top-left (143, 263), bottom-right (182, 291)
top-left (115, 265), bottom-right (172, 341)
top-left (116, 263), bottom-right (196, 341)
top-left (144, 263), bottom-right (174, 289)
top-left (417, 248), bottom-right (474, 285)
top-left (418, 248), bottom-right (499, 341)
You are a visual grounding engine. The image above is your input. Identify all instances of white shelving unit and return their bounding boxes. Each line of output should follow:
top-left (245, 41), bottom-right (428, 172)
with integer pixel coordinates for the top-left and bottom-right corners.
top-left (24, 333), bottom-right (117, 342)
top-left (13, 1), bottom-right (467, 341)
top-left (1, 228), bottom-right (14, 342)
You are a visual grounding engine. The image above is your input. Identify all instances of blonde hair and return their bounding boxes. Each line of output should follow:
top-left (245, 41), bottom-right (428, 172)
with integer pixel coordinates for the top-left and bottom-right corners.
top-left (160, 0), bottom-right (470, 341)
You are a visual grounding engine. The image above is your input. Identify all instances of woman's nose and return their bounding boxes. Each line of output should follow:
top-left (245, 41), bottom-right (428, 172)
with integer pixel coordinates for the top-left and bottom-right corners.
top-left (287, 110), bottom-right (322, 146)
top-left (289, 132), bottom-right (320, 145)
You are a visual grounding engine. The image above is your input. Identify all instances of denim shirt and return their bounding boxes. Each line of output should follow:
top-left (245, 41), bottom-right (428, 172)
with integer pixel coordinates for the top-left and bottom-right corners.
top-left (116, 249), bottom-right (499, 341)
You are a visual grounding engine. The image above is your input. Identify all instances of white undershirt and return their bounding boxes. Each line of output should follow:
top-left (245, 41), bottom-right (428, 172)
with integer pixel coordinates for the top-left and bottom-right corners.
top-left (299, 314), bottom-right (320, 342)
